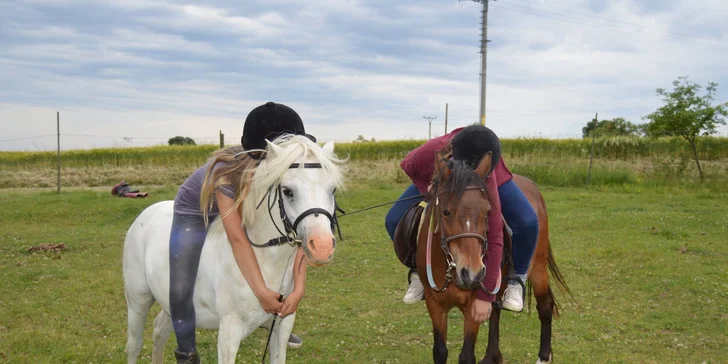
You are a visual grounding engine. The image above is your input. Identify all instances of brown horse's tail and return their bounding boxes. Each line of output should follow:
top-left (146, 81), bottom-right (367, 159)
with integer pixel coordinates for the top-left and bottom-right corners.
top-left (527, 241), bottom-right (575, 317)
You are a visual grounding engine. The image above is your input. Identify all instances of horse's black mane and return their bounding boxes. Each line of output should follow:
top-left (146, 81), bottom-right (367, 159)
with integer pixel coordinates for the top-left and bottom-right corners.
top-left (432, 159), bottom-right (488, 203)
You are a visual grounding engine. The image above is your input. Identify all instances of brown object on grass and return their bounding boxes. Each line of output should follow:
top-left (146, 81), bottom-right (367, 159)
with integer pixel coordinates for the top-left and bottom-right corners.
top-left (27, 243), bottom-right (67, 253)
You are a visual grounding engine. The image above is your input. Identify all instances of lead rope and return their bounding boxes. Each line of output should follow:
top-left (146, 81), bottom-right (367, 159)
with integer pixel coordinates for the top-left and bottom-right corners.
top-left (425, 199), bottom-right (455, 292)
top-left (261, 249), bottom-right (297, 364)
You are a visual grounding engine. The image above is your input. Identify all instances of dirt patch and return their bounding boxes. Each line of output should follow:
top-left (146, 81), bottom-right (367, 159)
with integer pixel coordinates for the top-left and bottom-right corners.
top-left (27, 243), bottom-right (67, 254)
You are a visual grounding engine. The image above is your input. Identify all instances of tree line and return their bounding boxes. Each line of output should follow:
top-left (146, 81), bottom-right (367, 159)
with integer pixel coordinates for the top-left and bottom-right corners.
top-left (582, 76), bottom-right (728, 180)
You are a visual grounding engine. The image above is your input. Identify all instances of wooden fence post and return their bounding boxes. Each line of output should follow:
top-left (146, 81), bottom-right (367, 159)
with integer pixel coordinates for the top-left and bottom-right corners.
top-left (587, 112), bottom-right (598, 186)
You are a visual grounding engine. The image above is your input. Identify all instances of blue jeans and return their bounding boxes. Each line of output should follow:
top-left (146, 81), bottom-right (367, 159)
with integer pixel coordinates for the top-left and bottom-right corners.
top-left (385, 181), bottom-right (538, 277)
top-left (498, 180), bottom-right (539, 276)
top-left (385, 184), bottom-right (425, 241)
top-left (169, 213), bottom-right (208, 354)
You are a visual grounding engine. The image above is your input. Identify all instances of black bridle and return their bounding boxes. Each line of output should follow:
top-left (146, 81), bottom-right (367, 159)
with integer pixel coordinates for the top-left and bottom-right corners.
top-left (250, 162), bottom-right (343, 249)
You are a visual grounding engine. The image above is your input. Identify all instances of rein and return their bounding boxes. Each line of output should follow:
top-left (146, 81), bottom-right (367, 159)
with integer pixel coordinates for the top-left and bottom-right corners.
top-left (260, 249), bottom-right (297, 364)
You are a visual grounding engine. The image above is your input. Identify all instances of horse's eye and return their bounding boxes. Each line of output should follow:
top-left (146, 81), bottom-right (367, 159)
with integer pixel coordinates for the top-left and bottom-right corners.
top-left (282, 188), bottom-right (294, 198)
top-left (332, 188), bottom-right (337, 195)
top-left (442, 209), bottom-right (451, 217)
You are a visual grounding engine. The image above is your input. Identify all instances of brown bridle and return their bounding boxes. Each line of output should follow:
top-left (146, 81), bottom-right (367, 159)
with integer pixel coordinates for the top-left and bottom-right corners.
top-left (425, 185), bottom-right (491, 293)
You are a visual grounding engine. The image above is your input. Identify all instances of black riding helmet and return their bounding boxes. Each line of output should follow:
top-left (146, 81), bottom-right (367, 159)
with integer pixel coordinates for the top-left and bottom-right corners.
top-left (241, 102), bottom-right (316, 157)
top-left (451, 124), bottom-right (501, 175)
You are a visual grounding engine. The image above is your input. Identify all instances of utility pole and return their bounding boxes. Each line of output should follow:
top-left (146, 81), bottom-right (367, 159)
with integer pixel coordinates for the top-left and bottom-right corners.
top-left (423, 116), bottom-right (437, 139)
top-left (465, 0), bottom-right (493, 125)
top-left (444, 103), bottom-right (449, 134)
top-left (56, 111), bottom-right (60, 194)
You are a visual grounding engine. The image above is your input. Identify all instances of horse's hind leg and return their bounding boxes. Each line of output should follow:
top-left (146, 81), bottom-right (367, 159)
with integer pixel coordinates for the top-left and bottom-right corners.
top-left (151, 311), bottom-right (173, 364)
top-left (531, 264), bottom-right (554, 364)
top-left (124, 291), bottom-right (154, 364)
top-left (425, 297), bottom-right (450, 364)
top-left (479, 307), bottom-right (503, 364)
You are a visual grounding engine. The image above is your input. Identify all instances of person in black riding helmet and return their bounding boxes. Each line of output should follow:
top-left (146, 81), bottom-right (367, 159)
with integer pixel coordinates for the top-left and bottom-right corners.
top-left (386, 124), bottom-right (539, 315)
top-left (169, 102), bottom-right (312, 363)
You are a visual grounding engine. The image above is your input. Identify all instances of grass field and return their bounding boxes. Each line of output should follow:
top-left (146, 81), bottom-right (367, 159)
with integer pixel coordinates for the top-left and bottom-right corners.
top-left (1, 182), bottom-right (726, 363)
top-left (3, 137), bottom-right (728, 192)
top-left (2, 137), bottom-right (728, 170)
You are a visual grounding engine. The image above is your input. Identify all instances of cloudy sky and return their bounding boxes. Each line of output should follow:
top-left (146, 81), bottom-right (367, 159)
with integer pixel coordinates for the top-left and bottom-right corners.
top-left (1, 0), bottom-right (727, 150)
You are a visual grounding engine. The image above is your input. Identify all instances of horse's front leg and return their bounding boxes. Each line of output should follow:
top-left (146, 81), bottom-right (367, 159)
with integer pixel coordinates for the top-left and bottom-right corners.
top-left (458, 305), bottom-right (481, 364)
top-left (425, 297), bottom-right (450, 364)
top-left (267, 313), bottom-right (296, 364)
top-left (479, 306), bottom-right (503, 364)
top-left (217, 315), bottom-right (256, 364)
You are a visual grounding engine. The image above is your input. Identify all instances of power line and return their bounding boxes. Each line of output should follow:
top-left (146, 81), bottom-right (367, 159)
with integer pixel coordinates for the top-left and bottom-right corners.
top-left (507, 0), bottom-right (724, 45)
top-left (497, 2), bottom-right (727, 47)
top-left (0, 133), bottom-right (219, 144)
top-left (61, 133), bottom-right (218, 140)
top-left (0, 134), bottom-right (56, 143)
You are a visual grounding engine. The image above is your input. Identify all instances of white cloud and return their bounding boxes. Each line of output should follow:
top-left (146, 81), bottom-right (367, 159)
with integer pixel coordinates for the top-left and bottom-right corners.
top-left (1, 0), bottom-right (728, 151)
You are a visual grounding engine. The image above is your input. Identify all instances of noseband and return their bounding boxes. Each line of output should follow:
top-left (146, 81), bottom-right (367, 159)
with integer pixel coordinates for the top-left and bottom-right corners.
top-left (425, 185), bottom-right (490, 293)
top-left (251, 162), bottom-right (343, 248)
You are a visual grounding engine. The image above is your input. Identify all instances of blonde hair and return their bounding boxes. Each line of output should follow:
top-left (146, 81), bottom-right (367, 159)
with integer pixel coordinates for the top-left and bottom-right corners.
top-left (199, 146), bottom-right (260, 227)
top-left (199, 135), bottom-right (346, 227)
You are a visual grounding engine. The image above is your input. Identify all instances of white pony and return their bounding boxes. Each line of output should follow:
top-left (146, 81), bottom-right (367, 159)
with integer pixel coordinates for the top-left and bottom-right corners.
top-left (123, 135), bottom-right (345, 363)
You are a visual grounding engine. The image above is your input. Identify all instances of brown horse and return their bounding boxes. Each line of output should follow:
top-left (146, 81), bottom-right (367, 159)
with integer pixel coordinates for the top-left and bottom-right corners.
top-left (413, 152), bottom-right (571, 364)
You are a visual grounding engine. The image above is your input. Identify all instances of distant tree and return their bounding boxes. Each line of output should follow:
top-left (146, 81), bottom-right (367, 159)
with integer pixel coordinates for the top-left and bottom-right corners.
top-left (642, 76), bottom-right (728, 180)
top-left (354, 135), bottom-right (367, 143)
top-left (582, 117), bottom-right (639, 138)
top-left (168, 136), bottom-right (197, 146)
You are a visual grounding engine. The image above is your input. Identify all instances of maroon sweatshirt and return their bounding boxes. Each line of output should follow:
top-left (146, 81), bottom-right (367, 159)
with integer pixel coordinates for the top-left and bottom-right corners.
top-left (399, 128), bottom-right (513, 302)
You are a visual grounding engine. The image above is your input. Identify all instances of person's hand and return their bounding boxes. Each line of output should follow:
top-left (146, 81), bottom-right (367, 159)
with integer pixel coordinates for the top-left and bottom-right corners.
top-left (279, 290), bottom-right (304, 318)
top-left (256, 288), bottom-right (283, 314)
top-left (470, 299), bottom-right (492, 324)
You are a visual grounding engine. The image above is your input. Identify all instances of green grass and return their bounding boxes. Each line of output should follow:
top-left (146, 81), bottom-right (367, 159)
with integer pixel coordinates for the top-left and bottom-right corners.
top-left (3, 137), bottom-right (727, 191)
top-left (2, 157), bottom-right (728, 192)
top-left (2, 136), bottom-right (728, 170)
top-left (1, 184), bottom-right (727, 363)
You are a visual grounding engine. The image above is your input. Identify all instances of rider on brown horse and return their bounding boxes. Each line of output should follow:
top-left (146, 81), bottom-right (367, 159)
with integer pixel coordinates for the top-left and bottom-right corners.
top-left (385, 125), bottom-right (539, 313)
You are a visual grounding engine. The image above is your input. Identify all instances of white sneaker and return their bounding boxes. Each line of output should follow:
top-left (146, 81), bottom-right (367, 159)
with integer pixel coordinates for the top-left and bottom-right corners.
top-left (501, 283), bottom-right (524, 312)
top-left (403, 272), bottom-right (424, 304)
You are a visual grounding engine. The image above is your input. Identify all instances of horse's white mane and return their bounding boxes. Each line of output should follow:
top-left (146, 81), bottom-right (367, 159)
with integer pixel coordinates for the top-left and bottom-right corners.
top-left (242, 134), bottom-right (346, 225)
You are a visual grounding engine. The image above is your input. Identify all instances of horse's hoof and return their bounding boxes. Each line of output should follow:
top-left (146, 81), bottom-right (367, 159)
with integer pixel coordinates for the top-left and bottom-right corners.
top-left (479, 353), bottom-right (503, 364)
top-left (536, 353), bottom-right (552, 364)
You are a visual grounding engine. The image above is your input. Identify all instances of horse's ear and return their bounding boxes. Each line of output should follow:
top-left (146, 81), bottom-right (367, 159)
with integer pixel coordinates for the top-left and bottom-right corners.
top-left (265, 139), bottom-right (284, 158)
top-left (435, 151), bottom-right (451, 181)
top-left (474, 151), bottom-right (493, 178)
top-left (322, 141), bottom-right (335, 155)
